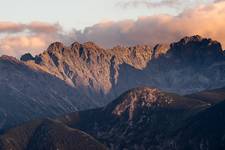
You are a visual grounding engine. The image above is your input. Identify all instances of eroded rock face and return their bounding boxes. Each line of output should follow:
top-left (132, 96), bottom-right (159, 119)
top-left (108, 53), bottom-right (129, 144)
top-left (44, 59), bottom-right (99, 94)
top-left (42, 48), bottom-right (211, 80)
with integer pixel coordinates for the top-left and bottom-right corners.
top-left (22, 42), bottom-right (155, 105)
top-left (20, 35), bottom-right (225, 105)
top-left (0, 55), bottom-right (97, 131)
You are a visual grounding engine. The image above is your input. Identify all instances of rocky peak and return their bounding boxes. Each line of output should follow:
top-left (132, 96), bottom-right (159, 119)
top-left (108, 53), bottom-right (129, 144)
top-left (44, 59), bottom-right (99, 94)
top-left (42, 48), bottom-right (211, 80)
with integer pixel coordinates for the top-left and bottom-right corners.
top-left (20, 53), bottom-right (35, 62)
top-left (110, 87), bottom-right (174, 120)
top-left (47, 42), bottom-right (65, 54)
top-left (70, 42), bottom-right (81, 50)
top-left (167, 35), bottom-right (224, 65)
top-left (179, 35), bottom-right (203, 44)
top-left (82, 41), bottom-right (102, 50)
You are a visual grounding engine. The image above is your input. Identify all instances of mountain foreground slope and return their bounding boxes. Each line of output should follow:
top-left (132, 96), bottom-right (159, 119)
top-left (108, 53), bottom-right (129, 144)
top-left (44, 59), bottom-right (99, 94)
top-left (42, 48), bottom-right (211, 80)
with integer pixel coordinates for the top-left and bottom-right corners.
top-left (58, 87), bottom-right (225, 150)
top-left (173, 97), bottom-right (225, 150)
top-left (0, 119), bottom-right (106, 150)
top-left (1, 87), bottom-right (225, 150)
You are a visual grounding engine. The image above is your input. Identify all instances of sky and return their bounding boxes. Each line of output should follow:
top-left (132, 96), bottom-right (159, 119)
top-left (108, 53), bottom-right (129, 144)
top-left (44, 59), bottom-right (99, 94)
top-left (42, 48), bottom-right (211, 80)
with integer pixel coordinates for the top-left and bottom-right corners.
top-left (0, 0), bottom-right (224, 57)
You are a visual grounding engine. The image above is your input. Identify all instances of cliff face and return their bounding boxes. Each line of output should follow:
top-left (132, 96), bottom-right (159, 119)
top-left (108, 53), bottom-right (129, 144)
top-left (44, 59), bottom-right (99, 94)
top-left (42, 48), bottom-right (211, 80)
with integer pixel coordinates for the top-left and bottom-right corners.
top-left (21, 35), bottom-right (225, 105)
top-left (22, 42), bottom-right (155, 105)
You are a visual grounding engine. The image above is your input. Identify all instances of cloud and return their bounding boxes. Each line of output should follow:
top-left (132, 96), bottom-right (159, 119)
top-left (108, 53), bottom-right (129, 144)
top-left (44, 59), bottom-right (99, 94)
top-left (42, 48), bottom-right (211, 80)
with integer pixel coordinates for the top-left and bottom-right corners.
top-left (1, 0), bottom-right (225, 58)
top-left (0, 35), bottom-right (47, 57)
top-left (117, 0), bottom-right (183, 8)
top-left (116, 0), bottom-right (211, 9)
top-left (0, 22), bottom-right (25, 33)
top-left (75, 0), bottom-right (225, 48)
top-left (27, 22), bottom-right (62, 33)
top-left (0, 21), bottom-right (61, 34)
top-left (215, 0), bottom-right (225, 2)
top-left (0, 22), bottom-right (66, 57)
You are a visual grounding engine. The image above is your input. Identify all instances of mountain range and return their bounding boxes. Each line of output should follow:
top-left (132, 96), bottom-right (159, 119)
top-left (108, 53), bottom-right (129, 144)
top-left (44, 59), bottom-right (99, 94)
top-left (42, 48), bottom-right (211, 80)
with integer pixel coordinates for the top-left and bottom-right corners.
top-left (0, 35), bottom-right (225, 149)
top-left (0, 35), bottom-right (225, 131)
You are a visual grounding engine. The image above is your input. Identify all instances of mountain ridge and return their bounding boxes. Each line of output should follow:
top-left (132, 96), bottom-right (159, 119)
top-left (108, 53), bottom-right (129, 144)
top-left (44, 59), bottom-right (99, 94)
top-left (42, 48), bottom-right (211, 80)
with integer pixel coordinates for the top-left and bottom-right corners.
top-left (20, 35), bottom-right (225, 98)
top-left (1, 86), bottom-right (225, 150)
top-left (0, 35), bottom-right (225, 132)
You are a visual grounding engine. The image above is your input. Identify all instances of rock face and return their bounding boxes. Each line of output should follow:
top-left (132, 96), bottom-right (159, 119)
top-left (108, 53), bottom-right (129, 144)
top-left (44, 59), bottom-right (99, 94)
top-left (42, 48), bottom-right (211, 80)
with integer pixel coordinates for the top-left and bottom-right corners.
top-left (0, 55), bottom-right (96, 131)
top-left (22, 42), bottom-right (154, 105)
top-left (116, 35), bottom-right (225, 94)
top-left (21, 35), bottom-right (225, 102)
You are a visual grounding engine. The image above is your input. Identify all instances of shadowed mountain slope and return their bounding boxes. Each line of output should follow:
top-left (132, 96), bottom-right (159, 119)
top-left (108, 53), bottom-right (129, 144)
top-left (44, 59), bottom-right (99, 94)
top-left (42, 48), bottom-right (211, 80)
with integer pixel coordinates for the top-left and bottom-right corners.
top-left (173, 99), bottom-right (225, 150)
top-left (0, 119), bottom-right (106, 150)
top-left (58, 87), bottom-right (211, 149)
top-left (1, 87), bottom-right (225, 150)
top-left (0, 55), bottom-right (96, 131)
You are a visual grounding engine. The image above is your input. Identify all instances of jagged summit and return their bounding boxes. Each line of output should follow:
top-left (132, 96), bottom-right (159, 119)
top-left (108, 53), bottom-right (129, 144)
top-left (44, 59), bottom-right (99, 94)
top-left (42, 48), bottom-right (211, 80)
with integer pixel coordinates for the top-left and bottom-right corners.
top-left (16, 35), bottom-right (225, 105)
top-left (171, 35), bottom-right (223, 51)
top-left (166, 35), bottom-right (224, 65)
top-left (20, 53), bottom-right (35, 61)
top-left (47, 41), bottom-right (64, 50)
top-left (70, 41), bottom-right (81, 49)
top-left (179, 35), bottom-right (203, 43)
top-left (46, 41), bottom-right (102, 54)
top-left (82, 41), bottom-right (102, 50)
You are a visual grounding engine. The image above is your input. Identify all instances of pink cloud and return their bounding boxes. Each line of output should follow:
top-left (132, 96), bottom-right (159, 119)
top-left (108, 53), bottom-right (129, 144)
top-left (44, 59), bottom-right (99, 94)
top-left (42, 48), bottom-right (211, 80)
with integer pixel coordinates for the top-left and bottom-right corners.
top-left (75, 0), bottom-right (225, 48)
top-left (0, 22), bottom-right (65, 57)
top-left (0, 21), bottom-right (61, 34)
top-left (27, 22), bottom-right (62, 33)
top-left (0, 22), bottom-right (25, 33)
top-left (0, 35), bottom-right (49, 57)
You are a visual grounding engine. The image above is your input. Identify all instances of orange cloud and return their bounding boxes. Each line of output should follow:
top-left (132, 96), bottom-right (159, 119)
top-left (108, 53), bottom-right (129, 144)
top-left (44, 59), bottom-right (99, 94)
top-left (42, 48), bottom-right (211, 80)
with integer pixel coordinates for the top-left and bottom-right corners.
top-left (0, 22), bottom-right (65, 57)
top-left (0, 35), bottom-right (48, 57)
top-left (76, 0), bottom-right (225, 49)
